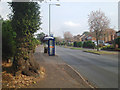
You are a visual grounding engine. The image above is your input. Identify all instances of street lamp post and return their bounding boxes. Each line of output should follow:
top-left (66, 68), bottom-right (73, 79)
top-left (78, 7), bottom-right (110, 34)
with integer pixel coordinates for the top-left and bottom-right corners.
top-left (49, 3), bottom-right (60, 36)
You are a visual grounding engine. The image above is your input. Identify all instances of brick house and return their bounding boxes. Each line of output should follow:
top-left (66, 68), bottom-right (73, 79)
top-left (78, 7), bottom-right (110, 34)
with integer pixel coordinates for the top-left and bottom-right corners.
top-left (101, 29), bottom-right (116, 43)
top-left (73, 34), bottom-right (81, 42)
top-left (73, 29), bottom-right (117, 44)
top-left (88, 29), bottom-right (116, 43)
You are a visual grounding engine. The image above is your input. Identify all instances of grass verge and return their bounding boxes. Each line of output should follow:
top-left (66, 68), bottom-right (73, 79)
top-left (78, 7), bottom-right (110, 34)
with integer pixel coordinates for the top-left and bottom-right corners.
top-left (69, 47), bottom-right (84, 50)
top-left (83, 50), bottom-right (118, 55)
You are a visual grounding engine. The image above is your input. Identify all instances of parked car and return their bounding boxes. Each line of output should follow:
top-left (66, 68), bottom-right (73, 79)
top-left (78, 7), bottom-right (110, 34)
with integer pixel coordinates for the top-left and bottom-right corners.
top-left (92, 40), bottom-right (105, 46)
top-left (104, 43), bottom-right (111, 46)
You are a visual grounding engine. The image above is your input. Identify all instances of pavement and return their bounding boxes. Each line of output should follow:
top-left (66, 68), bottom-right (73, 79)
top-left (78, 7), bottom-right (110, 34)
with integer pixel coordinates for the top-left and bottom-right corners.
top-left (56, 46), bottom-right (118, 88)
top-left (29, 45), bottom-right (91, 88)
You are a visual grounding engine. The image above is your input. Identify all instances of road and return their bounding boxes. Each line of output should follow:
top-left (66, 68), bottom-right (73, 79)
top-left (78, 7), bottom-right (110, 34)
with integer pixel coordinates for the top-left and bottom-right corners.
top-left (56, 46), bottom-right (118, 88)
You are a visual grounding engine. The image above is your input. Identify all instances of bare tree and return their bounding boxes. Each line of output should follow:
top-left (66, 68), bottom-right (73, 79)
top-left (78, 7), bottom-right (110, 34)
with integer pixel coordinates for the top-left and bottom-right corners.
top-left (88, 10), bottom-right (110, 51)
top-left (64, 31), bottom-right (73, 42)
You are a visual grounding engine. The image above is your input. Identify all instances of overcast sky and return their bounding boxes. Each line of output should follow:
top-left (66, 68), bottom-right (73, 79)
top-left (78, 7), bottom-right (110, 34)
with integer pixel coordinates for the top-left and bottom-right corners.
top-left (0, 0), bottom-right (119, 38)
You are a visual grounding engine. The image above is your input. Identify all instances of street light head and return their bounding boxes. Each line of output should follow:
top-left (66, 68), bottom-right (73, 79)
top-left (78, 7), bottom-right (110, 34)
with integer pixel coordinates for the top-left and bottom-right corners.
top-left (55, 4), bottom-right (60, 6)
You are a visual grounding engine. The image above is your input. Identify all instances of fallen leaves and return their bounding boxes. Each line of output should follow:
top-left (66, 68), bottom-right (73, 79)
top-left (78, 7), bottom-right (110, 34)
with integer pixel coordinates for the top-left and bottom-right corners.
top-left (2, 66), bottom-right (46, 88)
top-left (39, 66), bottom-right (46, 78)
top-left (2, 62), bottom-right (12, 67)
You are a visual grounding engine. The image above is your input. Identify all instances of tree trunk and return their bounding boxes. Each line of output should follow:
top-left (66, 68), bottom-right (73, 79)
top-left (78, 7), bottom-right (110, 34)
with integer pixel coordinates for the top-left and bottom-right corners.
top-left (96, 32), bottom-right (99, 51)
top-left (96, 38), bottom-right (99, 51)
top-left (13, 50), bottom-right (40, 77)
top-left (12, 38), bottom-right (40, 77)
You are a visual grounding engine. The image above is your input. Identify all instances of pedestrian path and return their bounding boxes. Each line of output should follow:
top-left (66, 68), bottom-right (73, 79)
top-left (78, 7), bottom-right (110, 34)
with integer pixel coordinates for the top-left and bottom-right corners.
top-left (29, 45), bottom-right (90, 88)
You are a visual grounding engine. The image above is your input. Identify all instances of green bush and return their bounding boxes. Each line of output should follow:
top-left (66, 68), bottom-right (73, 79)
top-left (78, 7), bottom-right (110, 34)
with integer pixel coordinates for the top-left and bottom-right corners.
top-left (56, 42), bottom-right (58, 45)
top-left (2, 20), bottom-right (16, 60)
top-left (59, 41), bottom-right (65, 46)
top-left (83, 41), bottom-right (95, 49)
top-left (71, 43), bottom-right (73, 46)
top-left (115, 37), bottom-right (120, 48)
top-left (73, 41), bottom-right (83, 47)
top-left (63, 41), bottom-right (66, 46)
top-left (67, 43), bottom-right (70, 46)
top-left (28, 38), bottom-right (41, 49)
top-left (73, 42), bottom-right (77, 47)
top-left (101, 45), bottom-right (114, 50)
top-left (67, 42), bottom-right (73, 46)
top-left (77, 42), bottom-right (82, 47)
top-left (34, 39), bottom-right (41, 46)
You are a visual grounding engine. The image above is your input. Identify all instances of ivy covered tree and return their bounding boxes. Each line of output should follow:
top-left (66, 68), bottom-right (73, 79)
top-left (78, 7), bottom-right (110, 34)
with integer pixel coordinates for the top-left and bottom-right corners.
top-left (0, 15), bottom-right (3, 63)
top-left (9, 2), bottom-right (41, 76)
top-left (37, 32), bottom-right (45, 43)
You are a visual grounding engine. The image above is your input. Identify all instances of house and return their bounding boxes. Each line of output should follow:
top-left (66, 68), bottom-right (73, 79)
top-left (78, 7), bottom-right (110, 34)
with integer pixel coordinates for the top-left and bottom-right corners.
top-left (73, 32), bottom-right (93, 42)
top-left (101, 29), bottom-right (116, 43)
top-left (73, 33), bottom-right (89, 42)
top-left (80, 34), bottom-right (87, 41)
top-left (73, 34), bottom-right (81, 42)
top-left (73, 29), bottom-right (116, 44)
top-left (88, 29), bottom-right (116, 44)
top-left (86, 34), bottom-right (96, 41)
top-left (80, 32), bottom-right (92, 42)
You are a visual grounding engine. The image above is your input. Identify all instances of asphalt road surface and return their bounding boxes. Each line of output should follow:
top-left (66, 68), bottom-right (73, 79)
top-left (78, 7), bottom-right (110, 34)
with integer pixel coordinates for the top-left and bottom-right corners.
top-left (56, 46), bottom-right (118, 88)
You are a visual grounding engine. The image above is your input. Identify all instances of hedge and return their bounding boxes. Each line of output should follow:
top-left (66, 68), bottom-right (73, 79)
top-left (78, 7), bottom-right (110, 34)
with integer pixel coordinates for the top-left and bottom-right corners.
top-left (115, 37), bottom-right (120, 48)
top-left (2, 20), bottom-right (16, 60)
top-left (101, 45), bottom-right (114, 50)
top-left (83, 41), bottom-right (95, 49)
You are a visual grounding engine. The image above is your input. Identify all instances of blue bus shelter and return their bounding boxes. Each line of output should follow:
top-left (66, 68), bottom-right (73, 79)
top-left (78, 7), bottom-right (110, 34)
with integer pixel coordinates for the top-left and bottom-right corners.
top-left (44, 37), bottom-right (55, 56)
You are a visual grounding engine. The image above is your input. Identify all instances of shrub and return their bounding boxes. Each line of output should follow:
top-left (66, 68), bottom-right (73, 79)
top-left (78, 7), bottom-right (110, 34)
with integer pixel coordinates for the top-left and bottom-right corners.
top-left (77, 42), bottom-right (82, 47)
top-left (34, 39), bottom-right (41, 46)
top-left (67, 42), bottom-right (73, 46)
top-left (67, 43), bottom-right (69, 46)
top-left (2, 20), bottom-right (16, 60)
top-left (83, 41), bottom-right (87, 48)
top-left (101, 45), bottom-right (114, 50)
top-left (73, 42), bottom-right (77, 47)
top-left (60, 42), bottom-right (65, 46)
top-left (115, 37), bottom-right (120, 48)
top-left (71, 43), bottom-right (73, 46)
top-left (60, 42), bottom-right (63, 45)
top-left (31, 38), bottom-right (41, 53)
top-left (83, 41), bottom-right (95, 49)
